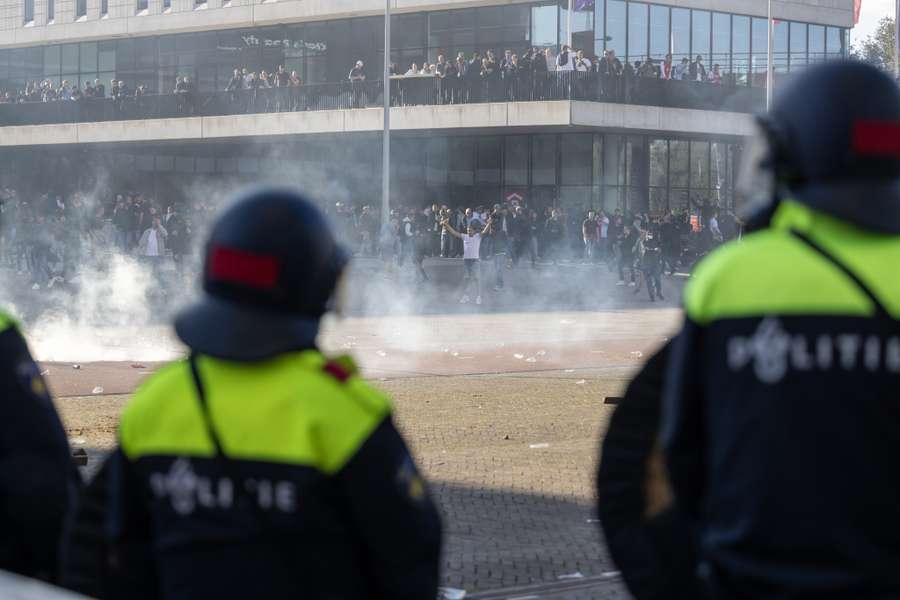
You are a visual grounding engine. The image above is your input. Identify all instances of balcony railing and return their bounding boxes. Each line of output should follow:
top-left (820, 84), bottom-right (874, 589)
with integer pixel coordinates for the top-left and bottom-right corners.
top-left (0, 72), bottom-right (765, 127)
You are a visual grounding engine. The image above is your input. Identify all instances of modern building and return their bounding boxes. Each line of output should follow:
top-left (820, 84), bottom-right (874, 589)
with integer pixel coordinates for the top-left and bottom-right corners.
top-left (0, 0), bottom-right (854, 215)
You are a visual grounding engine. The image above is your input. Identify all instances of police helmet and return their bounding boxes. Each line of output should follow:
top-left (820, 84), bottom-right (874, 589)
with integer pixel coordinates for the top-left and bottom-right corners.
top-left (738, 60), bottom-right (900, 233)
top-left (175, 187), bottom-right (349, 361)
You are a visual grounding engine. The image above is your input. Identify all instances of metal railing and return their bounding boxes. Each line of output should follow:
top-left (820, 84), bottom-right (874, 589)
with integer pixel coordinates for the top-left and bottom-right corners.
top-left (0, 72), bottom-right (765, 127)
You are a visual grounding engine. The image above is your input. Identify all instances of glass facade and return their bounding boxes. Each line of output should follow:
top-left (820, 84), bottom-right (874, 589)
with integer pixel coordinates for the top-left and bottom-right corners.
top-left (0, 1), bottom-right (847, 94)
top-left (0, 132), bottom-right (741, 215)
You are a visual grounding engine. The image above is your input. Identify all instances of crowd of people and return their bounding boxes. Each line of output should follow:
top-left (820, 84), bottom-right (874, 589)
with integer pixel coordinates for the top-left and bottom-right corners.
top-left (0, 183), bottom-right (735, 299)
top-left (334, 197), bottom-right (737, 302)
top-left (0, 187), bottom-right (202, 290)
top-left (0, 43), bottom-right (730, 116)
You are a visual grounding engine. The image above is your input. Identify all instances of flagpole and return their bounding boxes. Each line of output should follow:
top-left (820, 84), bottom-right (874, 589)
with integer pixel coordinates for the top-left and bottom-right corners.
top-left (766, 0), bottom-right (774, 110)
top-left (567, 0), bottom-right (574, 47)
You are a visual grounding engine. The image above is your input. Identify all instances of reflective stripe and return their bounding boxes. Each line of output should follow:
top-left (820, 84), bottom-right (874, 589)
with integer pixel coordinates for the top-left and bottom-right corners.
top-left (120, 350), bottom-right (391, 474)
top-left (0, 311), bottom-right (15, 334)
top-left (686, 202), bottom-right (900, 325)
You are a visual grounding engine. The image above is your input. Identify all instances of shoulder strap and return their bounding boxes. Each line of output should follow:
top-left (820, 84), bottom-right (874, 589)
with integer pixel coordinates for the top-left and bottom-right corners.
top-left (188, 353), bottom-right (225, 457)
top-left (790, 229), bottom-right (890, 319)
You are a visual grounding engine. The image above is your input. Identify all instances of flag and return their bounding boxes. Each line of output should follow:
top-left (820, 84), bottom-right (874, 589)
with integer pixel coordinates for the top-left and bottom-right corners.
top-left (574, 0), bottom-right (593, 10)
top-left (854, 0), bottom-right (862, 25)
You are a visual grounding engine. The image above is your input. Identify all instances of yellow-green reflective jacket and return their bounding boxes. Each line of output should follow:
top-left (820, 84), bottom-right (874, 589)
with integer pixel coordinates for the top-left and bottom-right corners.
top-left (661, 200), bottom-right (900, 597)
top-left (109, 349), bottom-right (442, 600)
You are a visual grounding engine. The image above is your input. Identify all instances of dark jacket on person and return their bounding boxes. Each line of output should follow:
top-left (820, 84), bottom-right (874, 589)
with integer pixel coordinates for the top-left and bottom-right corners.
top-left (597, 341), bottom-right (701, 600)
top-left (0, 313), bottom-right (79, 583)
top-left (663, 201), bottom-right (900, 599)
top-left (60, 351), bottom-right (442, 600)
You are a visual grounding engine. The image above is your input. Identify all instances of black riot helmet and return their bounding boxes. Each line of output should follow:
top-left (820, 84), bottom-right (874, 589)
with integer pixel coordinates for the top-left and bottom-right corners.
top-left (175, 187), bottom-right (349, 361)
top-left (738, 60), bottom-right (900, 233)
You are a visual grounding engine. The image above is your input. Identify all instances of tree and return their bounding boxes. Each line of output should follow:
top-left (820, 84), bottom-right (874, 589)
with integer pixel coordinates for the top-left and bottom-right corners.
top-left (852, 16), bottom-right (897, 74)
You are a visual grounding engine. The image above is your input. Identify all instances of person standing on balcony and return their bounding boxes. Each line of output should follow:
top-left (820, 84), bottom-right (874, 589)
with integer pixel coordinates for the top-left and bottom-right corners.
top-left (673, 57), bottom-right (689, 81)
top-left (574, 49), bottom-right (592, 100)
top-left (467, 52), bottom-right (482, 102)
top-left (500, 49), bottom-right (514, 100)
top-left (556, 44), bottom-right (575, 71)
top-left (94, 78), bottom-right (105, 98)
top-left (275, 65), bottom-right (290, 112)
top-left (689, 54), bottom-right (707, 82)
top-left (709, 64), bottom-right (722, 85)
top-left (660, 53), bottom-right (673, 80)
top-left (599, 49), bottom-right (623, 101)
top-left (348, 60), bottom-right (366, 109)
top-left (225, 68), bottom-right (242, 111)
top-left (290, 70), bottom-right (303, 110)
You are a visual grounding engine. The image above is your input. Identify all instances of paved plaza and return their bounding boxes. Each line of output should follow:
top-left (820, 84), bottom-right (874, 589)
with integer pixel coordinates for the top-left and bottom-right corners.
top-left (46, 306), bottom-right (681, 599)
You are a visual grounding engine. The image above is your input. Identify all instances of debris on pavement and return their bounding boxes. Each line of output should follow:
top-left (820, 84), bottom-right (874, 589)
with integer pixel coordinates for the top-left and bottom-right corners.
top-left (438, 588), bottom-right (467, 600)
top-left (529, 443), bottom-right (550, 449)
top-left (91, 386), bottom-right (104, 394)
top-left (557, 572), bottom-right (584, 580)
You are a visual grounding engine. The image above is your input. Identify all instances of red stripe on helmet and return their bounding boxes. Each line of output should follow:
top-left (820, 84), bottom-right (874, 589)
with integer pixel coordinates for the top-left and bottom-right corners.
top-left (852, 121), bottom-right (900, 157)
top-left (208, 246), bottom-right (280, 289)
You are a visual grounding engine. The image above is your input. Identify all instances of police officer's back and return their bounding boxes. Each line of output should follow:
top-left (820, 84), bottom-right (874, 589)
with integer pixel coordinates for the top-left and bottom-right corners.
top-left (662, 62), bottom-right (900, 598)
top-left (0, 310), bottom-right (78, 581)
top-left (62, 189), bottom-right (442, 599)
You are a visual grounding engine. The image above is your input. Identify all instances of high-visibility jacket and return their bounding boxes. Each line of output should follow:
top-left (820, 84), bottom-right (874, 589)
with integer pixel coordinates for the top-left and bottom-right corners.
top-left (662, 201), bottom-right (900, 598)
top-left (64, 349), bottom-right (441, 600)
top-left (0, 311), bottom-right (78, 581)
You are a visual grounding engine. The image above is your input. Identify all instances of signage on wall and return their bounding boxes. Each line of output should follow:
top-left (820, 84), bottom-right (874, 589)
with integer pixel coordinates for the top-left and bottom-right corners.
top-left (219, 35), bottom-right (327, 54)
top-left (240, 35), bottom-right (327, 53)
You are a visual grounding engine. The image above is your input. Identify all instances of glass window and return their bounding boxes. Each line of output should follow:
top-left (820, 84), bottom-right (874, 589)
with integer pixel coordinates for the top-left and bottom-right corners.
top-left (80, 43), bottom-right (97, 73)
top-left (561, 133), bottom-right (592, 185)
top-left (426, 138), bottom-right (448, 185)
top-left (671, 8), bottom-right (690, 61)
top-left (750, 18), bottom-right (767, 86)
top-left (449, 138), bottom-right (475, 186)
top-left (773, 20), bottom-right (788, 73)
top-left (393, 14), bottom-right (426, 49)
top-left (594, 0), bottom-right (605, 50)
top-left (649, 5), bottom-right (669, 62)
top-left (692, 10), bottom-right (711, 63)
top-left (809, 24), bottom-right (825, 63)
top-left (690, 141), bottom-right (709, 189)
top-left (505, 136), bottom-right (528, 186)
top-left (163, 0), bottom-right (170, 9)
top-left (789, 22), bottom-right (806, 70)
top-left (43, 46), bottom-right (60, 77)
top-left (75, 0), bottom-right (85, 17)
top-left (101, 0), bottom-right (107, 14)
top-left (136, 0), bottom-right (147, 11)
top-left (61, 44), bottom-right (78, 74)
top-left (606, 0), bottom-right (626, 59)
top-left (712, 13), bottom-right (730, 77)
top-left (710, 142), bottom-right (728, 198)
top-left (47, 0), bottom-right (53, 21)
top-left (669, 140), bottom-right (689, 188)
top-left (649, 139), bottom-right (667, 188)
top-left (826, 26), bottom-right (843, 60)
top-left (477, 137), bottom-right (501, 185)
top-left (532, 3), bottom-right (558, 48)
top-left (731, 15), bottom-right (749, 84)
top-left (627, 2), bottom-right (648, 63)
top-left (532, 134), bottom-right (557, 186)
top-left (98, 41), bottom-right (115, 71)
top-left (24, 0), bottom-right (33, 23)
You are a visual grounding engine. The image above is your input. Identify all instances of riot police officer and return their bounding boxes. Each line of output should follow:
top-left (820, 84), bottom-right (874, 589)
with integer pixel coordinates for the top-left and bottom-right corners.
top-left (662, 61), bottom-right (900, 598)
top-left (62, 188), bottom-right (442, 599)
top-left (0, 310), bottom-right (78, 581)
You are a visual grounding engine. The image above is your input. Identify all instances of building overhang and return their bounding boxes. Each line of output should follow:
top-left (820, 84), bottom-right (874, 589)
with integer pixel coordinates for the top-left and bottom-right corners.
top-left (0, 100), bottom-right (755, 147)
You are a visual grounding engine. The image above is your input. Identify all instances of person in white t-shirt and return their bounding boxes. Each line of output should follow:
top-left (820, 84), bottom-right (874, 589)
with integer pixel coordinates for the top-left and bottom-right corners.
top-left (442, 216), bottom-right (492, 305)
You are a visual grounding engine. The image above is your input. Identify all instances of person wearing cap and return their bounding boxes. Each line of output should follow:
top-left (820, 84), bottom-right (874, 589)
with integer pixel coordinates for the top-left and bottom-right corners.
top-left (348, 59), bottom-right (366, 108)
top-left (60, 188), bottom-right (442, 599)
top-left (661, 61), bottom-right (900, 597)
top-left (0, 310), bottom-right (78, 582)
